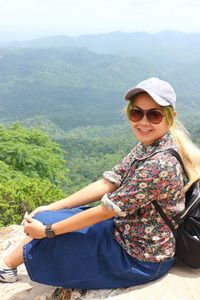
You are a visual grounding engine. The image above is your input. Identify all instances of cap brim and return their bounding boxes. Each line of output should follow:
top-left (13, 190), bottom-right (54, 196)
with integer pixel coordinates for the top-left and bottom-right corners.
top-left (124, 88), bottom-right (170, 106)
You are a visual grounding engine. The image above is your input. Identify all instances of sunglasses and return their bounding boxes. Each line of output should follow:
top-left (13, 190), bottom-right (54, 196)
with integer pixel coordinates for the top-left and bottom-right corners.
top-left (129, 107), bottom-right (164, 124)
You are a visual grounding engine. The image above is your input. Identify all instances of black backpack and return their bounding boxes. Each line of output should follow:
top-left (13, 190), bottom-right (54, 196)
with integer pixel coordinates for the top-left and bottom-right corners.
top-left (152, 148), bottom-right (200, 268)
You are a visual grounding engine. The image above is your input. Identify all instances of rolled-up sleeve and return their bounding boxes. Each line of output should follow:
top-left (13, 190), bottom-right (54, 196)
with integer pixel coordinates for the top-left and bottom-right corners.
top-left (101, 193), bottom-right (127, 217)
top-left (103, 150), bottom-right (135, 187)
top-left (101, 154), bottom-right (184, 217)
top-left (103, 170), bottom-right (122, 187)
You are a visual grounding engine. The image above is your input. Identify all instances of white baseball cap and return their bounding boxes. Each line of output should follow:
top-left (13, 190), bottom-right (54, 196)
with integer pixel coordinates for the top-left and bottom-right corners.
top-left (124, 77), bottom-right (176, 109)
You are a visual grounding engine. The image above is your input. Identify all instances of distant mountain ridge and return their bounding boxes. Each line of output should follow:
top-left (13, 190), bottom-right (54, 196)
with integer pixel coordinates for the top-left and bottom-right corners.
top-left (0, 31), bottom-right (199, 224)
top-left (0, 31), bottom-right (199, 134)
top-left (0, 47), bottom-right (160, 130)
top-left (2, 31), bottom-right (200, 65)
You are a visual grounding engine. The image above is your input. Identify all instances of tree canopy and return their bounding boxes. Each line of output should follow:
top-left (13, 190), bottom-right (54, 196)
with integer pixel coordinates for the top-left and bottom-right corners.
top-left (0, 123), bottom-right (69, 225)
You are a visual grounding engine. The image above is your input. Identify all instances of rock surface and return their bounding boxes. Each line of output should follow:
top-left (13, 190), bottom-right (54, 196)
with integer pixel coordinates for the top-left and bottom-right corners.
top-left (0, 225), bottom-right (200, 300)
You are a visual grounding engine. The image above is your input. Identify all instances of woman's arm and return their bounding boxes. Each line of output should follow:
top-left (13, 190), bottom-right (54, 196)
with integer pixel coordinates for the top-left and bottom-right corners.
top-left (52, 204), bottom-right (115, 235)
top-left (50, 178), bottom-right (117, 209)
top-left (23, 204), bottom-right (116, 239)
top-left (29, 178), bottom-right (117, 217)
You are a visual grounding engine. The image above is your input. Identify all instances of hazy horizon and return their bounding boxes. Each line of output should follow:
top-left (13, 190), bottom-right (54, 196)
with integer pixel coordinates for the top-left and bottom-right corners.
top-left (0, 0), bottom-right (200, 42)
top-left (1, 29), bottom-right (200, 44)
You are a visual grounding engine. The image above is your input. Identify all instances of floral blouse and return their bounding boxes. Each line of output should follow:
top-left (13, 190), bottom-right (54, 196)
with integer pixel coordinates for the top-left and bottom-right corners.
top-left (101, 132), bottom-right (185, 262)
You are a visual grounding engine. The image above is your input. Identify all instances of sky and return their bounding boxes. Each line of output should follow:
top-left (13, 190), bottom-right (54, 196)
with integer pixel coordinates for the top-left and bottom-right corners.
top-left (0, 0), bottom-right (200, 41)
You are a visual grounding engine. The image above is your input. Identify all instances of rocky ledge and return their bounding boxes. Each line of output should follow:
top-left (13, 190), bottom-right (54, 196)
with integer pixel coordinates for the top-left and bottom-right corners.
top-left (0, 225), bottom-right (200, 300)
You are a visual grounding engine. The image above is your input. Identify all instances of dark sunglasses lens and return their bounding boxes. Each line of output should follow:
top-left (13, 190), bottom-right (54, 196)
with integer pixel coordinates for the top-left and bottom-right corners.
top-left (130, 109), bottom-right (143, 121)
top-left (147, 110), bottom-right (163, 124)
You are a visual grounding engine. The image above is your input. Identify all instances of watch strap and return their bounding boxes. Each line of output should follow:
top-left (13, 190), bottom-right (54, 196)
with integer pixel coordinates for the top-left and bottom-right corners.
top-left (45, 224), bottom-right (55, 238)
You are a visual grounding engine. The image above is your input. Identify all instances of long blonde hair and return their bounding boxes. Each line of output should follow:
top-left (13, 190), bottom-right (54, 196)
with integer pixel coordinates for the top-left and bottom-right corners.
top-left (126, 99), bottom-right (200, 191)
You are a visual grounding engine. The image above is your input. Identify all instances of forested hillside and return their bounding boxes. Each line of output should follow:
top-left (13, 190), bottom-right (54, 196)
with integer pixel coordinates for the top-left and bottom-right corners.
top-left (0, 31), bottom-right (200, 225)
top-left (0, 123), bottom-right (68, 225)
top-left (0, 45), bottom-right (199, 133)
top-left (3, 31), bottom-right (200, 92)
top-left (0, 47), bottom-right (161, 128)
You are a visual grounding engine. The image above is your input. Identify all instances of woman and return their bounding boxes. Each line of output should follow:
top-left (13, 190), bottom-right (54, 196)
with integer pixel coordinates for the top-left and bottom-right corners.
top-left (1, 77), bottom-right (200, 288)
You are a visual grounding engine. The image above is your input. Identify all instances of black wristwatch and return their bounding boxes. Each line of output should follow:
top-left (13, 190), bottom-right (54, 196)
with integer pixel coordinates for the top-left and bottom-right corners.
top-left (45, 224), bottom-right (55, 238)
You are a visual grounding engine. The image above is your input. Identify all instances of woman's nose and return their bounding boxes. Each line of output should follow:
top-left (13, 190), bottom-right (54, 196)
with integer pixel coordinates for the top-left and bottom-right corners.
top-left (139, 113), bottom-right (150, 124)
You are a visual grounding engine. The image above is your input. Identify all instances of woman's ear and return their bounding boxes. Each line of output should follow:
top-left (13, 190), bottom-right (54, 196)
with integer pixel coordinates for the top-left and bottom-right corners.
top-left (169, 110), bottom-right (176, 128)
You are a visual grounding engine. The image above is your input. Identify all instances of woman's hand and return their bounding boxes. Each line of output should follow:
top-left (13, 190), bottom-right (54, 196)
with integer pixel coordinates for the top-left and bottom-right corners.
top-left (28, 205), bottom-right (51, 218)
top-left (23, 212), bottom-right (46, 239)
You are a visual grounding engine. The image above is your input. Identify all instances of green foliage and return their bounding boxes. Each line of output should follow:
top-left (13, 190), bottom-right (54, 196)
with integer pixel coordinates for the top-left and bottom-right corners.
top-left (0, 177), bottom-right (64, 226)
top-left (0, 123), bottom-right (69, 226)
top-left (58, 124), bottom-right (137, 194)
top-left (0, 123), bottom-right (68, 186)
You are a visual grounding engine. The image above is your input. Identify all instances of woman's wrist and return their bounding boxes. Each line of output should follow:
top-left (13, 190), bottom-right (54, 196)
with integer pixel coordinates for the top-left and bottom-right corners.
top-left (48, 199), bottom-right (68, 211)
top-left (48, 203), bottom-right (57, 210)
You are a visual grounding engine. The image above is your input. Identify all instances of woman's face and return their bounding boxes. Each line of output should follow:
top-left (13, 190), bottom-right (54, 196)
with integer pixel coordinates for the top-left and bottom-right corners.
top-left (129, 92), bottom-right (174, 146)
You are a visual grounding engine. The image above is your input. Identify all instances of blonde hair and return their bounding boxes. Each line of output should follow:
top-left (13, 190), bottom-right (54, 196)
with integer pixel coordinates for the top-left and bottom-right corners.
top-left (126, 98), bottom-right (200, 192)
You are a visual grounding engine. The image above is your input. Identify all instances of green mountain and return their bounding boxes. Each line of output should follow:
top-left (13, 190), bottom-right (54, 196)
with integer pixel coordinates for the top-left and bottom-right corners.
top-left (0, 44), bottom-right (199, 134)
top-left (0, 47), bottom-right (162, 130)
top-left (0, 31), bottom-right (200, 201)
top-left (5, 31), bottom-right (200, 66)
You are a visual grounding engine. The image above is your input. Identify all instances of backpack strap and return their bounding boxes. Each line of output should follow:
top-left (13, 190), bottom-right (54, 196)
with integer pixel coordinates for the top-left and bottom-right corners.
top-left (163, 148), bottom-right (188, 178)
top-left (152, 200), bottom-right (177, 236)
top-left (152, 148), bottom-right (186, 235)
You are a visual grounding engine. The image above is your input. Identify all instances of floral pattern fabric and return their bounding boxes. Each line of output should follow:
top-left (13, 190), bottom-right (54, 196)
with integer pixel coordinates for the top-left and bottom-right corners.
top-left (101, 132), bottom-right (186, 262)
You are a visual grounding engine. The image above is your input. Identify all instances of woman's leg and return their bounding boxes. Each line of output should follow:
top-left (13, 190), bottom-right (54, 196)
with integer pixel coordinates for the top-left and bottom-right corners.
top-left (0, 236), bottom-right (32, 283)
top-left (2, 236), bottom-right (32, 269)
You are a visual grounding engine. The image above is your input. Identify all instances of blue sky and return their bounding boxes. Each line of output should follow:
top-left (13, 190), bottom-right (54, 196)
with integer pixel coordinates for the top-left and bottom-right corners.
top-left (0, 0), bottom-right (199, 40)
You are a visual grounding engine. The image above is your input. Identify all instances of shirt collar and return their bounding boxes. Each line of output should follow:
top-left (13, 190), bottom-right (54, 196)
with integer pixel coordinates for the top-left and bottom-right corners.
top-left (133, 131), bottom-right (175, 160)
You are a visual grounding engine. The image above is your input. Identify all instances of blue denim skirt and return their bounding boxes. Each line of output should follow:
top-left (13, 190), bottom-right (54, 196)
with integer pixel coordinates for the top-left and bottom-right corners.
top-left (23, 207), bottom-right (175, 289)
